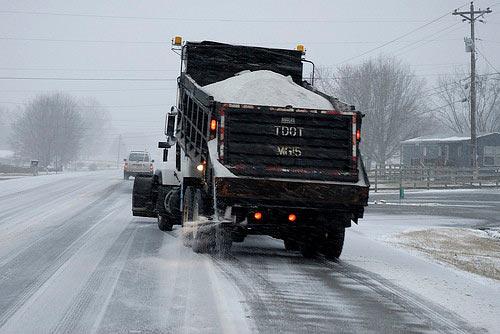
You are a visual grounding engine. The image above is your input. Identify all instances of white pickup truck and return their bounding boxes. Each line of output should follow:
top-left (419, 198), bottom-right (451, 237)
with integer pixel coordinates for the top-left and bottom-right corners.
top-left (123, 151), bottom-right (154, 180)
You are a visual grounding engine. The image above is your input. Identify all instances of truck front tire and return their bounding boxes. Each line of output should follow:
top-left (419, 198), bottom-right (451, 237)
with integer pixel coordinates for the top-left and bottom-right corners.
top-left (156, 186), bottom-right (174, 231)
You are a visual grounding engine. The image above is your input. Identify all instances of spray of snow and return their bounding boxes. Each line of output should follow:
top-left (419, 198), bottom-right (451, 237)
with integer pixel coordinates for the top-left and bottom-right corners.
top-left (202, 70), bottom-right (333, 110)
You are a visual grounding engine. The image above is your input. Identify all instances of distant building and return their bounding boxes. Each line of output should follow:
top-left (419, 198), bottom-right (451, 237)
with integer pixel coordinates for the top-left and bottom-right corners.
top-left (400, 132), bottom-right (500, 167)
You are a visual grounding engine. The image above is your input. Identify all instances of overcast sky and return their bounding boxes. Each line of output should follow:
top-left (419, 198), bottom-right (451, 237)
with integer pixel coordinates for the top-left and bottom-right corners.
top-left (1, 0), bottom-right (499, 160)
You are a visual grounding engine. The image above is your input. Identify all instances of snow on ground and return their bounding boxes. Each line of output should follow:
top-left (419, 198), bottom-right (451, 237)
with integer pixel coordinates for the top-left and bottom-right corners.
top-left (202, 70), bottom-right (333, 110)
top-left (370, 187), bottom-right (500, 196)
top-left (0, 172), bottom-right (250, 334)
top-left (346, 214), bottom-right (500, 332)
top-left (393, 227), bottom-right (500, 280)
top-left (0, 170), bottom-right (118, 197)
top-left (369, 200), bottom-right (492, 208)
top-left (485, 228), bottom-right (500, 240)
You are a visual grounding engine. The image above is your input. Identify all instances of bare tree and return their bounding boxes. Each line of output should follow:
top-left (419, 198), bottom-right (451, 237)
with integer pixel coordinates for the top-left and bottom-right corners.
top-left (434, 71), bottom-right (500, 135)
top-left (0, 107), bottom-right (14, 149)
top-left (9, 93), bottom-right (84, 168)
top-left (78, 97), bottom-right (111, 160)
top-left (316, 56), bottom-right (432, 168)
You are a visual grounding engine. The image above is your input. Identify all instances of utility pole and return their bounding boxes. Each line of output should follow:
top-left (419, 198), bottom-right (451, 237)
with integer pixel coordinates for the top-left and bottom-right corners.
top-left (453, 2), bottom-right (492, 173)
top-left (117, 134), bottom-right (122, 169)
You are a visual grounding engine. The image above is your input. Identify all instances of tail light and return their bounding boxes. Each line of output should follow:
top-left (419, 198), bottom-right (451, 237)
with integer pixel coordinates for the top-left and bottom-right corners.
top-left (288, 213), bottom-right (297, 222)
top-left (356, 129), bottom-right (361, 142)
top-left (253, 211), bottom-right (263, 221)
top-left (209, 117), bottom-right (217, 140)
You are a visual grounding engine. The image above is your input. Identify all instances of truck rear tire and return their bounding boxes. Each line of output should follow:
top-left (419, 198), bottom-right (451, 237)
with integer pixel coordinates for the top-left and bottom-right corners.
top-left (157, 215), bottom-right (173, 231)
top-left (322, 228), bottom-right (345, 260)
top-left (300, 243), bottom-right (317, 258)
top-left (284, 238), bottom-right (299, 251)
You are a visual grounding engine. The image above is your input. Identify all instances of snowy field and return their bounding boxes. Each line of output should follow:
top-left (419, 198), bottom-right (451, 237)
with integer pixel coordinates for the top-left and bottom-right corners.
top-left (0, 171), bottom-right (498, 333)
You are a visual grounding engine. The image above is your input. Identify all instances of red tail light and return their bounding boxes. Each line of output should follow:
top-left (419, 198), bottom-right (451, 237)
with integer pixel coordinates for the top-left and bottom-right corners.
top-left (356, 129), bottom-right (361, 142)
top-left (253, 211), bottom-right (262, 220)
top-left (288, 213), bottom-right (297, 222)
top-left (209, 118), bottom-right (217, 139)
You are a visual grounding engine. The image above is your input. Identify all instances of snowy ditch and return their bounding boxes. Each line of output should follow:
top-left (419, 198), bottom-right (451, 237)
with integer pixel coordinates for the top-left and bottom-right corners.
top-left (392, 227), bottom-right (500, 281)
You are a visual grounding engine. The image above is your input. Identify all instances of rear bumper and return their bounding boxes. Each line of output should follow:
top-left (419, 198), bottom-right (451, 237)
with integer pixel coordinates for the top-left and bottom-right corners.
top-left (125, 171), bottom-right (153, 176)
top-left (215, 177), bottom-right (369, 213)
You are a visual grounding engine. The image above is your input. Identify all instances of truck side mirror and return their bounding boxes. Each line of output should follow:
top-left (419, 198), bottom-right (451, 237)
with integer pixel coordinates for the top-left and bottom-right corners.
top-left (158, 141), bottom-right (171, 149)
top-left (163, 148), bottom-right (169, 162)
top-left (165, 114), bottom-right (176, 137)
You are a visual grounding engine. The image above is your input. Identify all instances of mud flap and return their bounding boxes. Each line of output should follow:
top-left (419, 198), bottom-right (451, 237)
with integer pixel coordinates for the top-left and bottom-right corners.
top-left (132, 174), bottom-right (157, 217)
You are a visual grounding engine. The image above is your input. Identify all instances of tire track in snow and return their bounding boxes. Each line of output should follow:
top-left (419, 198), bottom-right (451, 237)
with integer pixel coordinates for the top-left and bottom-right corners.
top-left (88, 221), bottom-right (167, 334)
top-left (211, 240), bottom-right (482, 333)
top-left (52, 223), bottom-right (137, 334)
top-left (317, 259), bottom-right (485, 334)
top-left (0, 176), bottom-right (76, 201)
top-left (0, 178), bottom-right (89, 223)
top-left (0, 183), bottom-right (121, 328)
top-left (211, 254), bottom-right (295, 334)
top-left (0, 181), bottom-right (120, 269)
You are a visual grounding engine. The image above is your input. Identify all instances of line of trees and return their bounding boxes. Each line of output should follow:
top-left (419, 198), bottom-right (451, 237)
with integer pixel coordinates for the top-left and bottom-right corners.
top-left (434, 71), bottom-right (500, 134)
top-left (8, 93), bottom-right (110, 168)
top-left (316, 56), bottom-right (500, 168)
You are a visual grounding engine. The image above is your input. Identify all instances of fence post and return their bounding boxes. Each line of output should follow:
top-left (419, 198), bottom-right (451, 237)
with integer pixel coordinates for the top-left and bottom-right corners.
top-left (399, 166), bottom-right (404, 202)
top-left (426, 168), bottom-right (430, 189)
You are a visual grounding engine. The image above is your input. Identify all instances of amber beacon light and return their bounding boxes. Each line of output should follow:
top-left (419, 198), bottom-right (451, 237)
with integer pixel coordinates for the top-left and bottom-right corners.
top-left (295, 44), bottom-right (305, 53)
top-left (172, 36), bottom-right (182, 46)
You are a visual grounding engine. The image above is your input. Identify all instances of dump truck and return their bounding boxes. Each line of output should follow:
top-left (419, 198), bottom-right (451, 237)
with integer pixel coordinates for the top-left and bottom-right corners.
top-left (132, 39), bottom-right (369, 259)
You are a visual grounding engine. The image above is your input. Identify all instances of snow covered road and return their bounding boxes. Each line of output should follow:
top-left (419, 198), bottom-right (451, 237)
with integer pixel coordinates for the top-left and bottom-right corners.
top-left (0, 171), bottom-right (497, 333)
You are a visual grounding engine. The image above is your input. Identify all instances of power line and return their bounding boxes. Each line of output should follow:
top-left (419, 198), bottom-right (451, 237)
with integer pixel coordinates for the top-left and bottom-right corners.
top-left (476, 47), bottom-right (500, 73)
top-left (392, 22), bottom-right (463, 57)
top-left (0, 87), bottom-right (175, 93)
top-left (0, 66), bottom-right (179, 72)
top-left (0, 35), bottom-right (471, 46)
top-left (335, 4), bottom-right (468, 65)
top-left (0, 76), bottom-right (176, 81)
top-left (0, 10), bottom-right (433, 23)
top-left (0, 36), bottom-right (168, 45)
top-left (1, 101), bottom-right (171, 108)
top-left (410, 62), bottom-right (468, 67)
